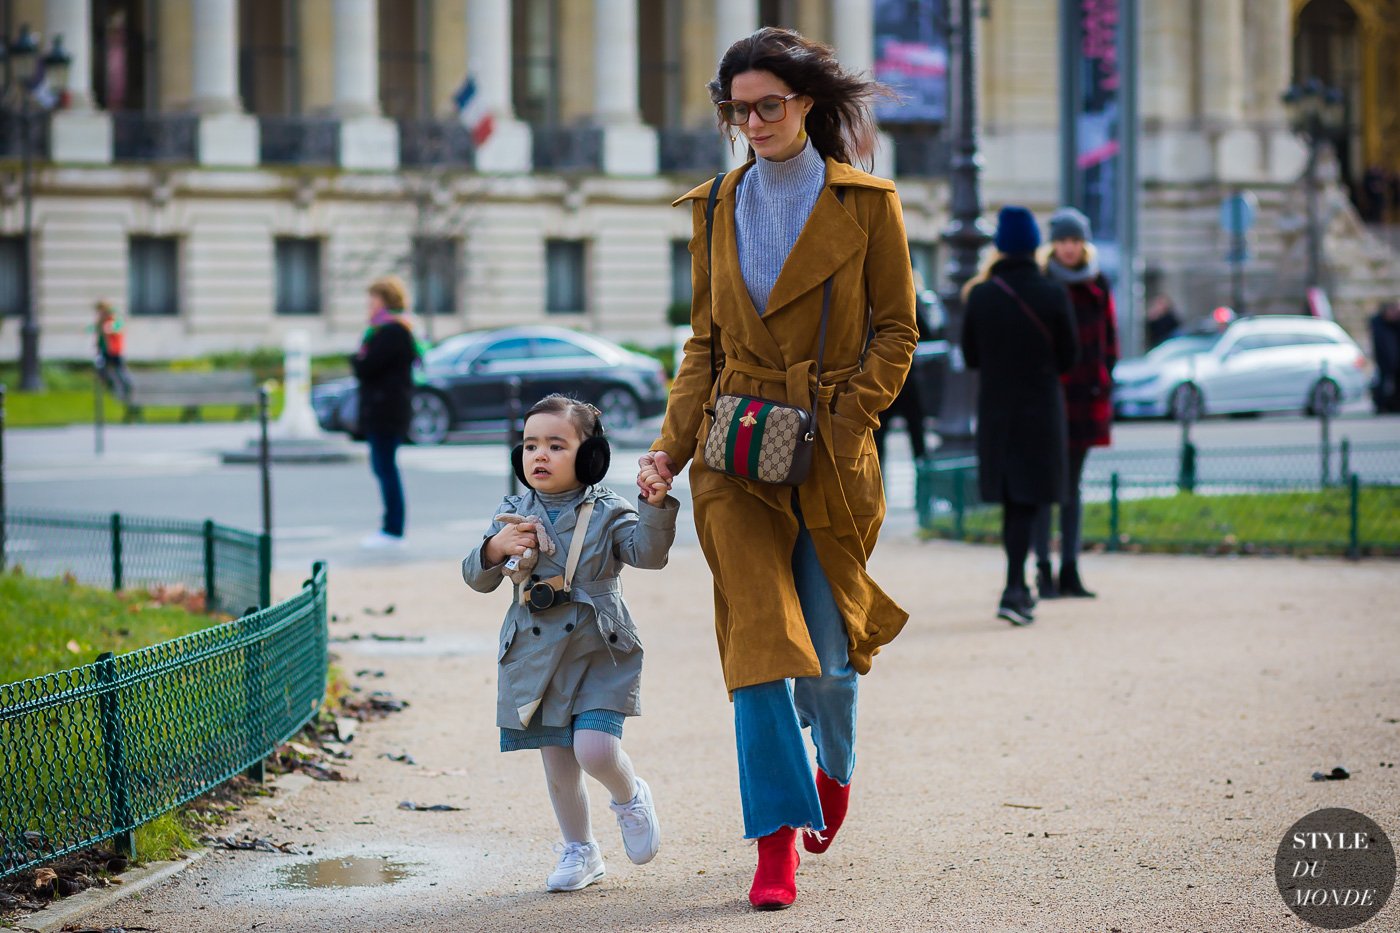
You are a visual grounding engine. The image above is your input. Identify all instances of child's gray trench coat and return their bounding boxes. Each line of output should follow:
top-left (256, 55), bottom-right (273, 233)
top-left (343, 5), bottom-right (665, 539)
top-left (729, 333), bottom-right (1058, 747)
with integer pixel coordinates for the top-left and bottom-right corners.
top-left (462, 486), bottom-right (677, 732)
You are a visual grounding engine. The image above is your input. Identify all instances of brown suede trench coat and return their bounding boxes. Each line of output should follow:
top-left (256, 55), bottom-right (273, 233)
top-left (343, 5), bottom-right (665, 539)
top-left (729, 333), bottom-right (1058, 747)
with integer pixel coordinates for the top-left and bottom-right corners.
top-left (653, 157), bottom-right (918, 693)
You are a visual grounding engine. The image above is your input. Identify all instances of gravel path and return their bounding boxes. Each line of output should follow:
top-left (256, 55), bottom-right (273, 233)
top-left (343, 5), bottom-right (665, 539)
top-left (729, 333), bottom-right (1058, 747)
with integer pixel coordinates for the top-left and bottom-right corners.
top-left (83, 537), bottom-right (1399, 932)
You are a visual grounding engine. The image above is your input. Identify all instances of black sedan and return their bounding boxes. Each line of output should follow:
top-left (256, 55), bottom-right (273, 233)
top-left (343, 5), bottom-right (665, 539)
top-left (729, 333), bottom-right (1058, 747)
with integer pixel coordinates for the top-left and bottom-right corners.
top-left (313, 326), bottom-right (670, 444)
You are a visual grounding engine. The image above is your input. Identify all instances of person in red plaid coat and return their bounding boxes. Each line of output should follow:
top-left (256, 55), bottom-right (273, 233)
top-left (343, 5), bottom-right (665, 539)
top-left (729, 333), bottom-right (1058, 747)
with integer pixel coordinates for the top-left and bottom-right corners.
top-left (1033, 207), bottom-right (1118, 599)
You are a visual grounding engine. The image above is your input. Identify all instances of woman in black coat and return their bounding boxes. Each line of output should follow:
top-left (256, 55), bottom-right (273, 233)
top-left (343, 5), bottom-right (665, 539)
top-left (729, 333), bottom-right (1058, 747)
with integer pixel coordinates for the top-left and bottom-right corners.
top-left (961, 206), bottom-right (1077, 625)
top-left (353, 275), bottom-right (419, 548)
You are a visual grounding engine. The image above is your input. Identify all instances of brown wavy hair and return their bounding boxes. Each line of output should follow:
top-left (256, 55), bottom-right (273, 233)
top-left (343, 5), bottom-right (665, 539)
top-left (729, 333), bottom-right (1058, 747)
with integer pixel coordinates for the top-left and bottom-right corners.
top-left (709, 27), bottom-right (890, 168)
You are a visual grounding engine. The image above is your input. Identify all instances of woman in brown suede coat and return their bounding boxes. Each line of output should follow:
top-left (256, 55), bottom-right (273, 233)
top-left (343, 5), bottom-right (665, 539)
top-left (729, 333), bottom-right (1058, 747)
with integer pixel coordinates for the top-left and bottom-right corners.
top-left (636, 27), bottom-right (917, 912)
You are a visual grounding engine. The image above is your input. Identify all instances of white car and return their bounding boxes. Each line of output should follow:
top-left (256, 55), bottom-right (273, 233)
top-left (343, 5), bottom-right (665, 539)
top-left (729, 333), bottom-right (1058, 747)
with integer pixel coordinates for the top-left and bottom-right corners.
top-left (1113, 316), bottom-right (1369, 421)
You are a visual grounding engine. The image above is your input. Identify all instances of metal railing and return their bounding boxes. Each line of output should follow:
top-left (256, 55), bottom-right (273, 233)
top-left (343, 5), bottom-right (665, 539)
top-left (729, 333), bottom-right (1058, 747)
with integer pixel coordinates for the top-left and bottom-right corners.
top-left (0, 111), bottom-right (49, 160)
top-left (532, 125), bottom-right (603, 173)
top-left (886, 126), bottom-right (952, 179)
top-left (0, 562), bottom-right (328, 879)
top-left (398, 119), bottom-right (475, 168)
top-left (916, 440), bottom-right (1400, 557)
top-left (259, 116), bottom-right (340, 166)
top-left (658, 127), bottom-right (724, 175)
top-left (112, 112), bottom-right (199, 164)
top-left (3, 509), bottom-right (271, 614)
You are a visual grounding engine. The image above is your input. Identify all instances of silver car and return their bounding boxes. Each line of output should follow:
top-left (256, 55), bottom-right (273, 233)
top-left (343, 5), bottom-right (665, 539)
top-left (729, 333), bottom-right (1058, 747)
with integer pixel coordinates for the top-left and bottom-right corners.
top-left (1113, 316), bottom-right (1369, 421)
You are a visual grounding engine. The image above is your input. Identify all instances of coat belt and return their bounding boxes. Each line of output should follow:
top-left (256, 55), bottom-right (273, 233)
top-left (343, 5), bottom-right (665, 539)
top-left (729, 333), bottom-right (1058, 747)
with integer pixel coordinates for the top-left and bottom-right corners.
top-left (718, 358), bottom-right (864, 530)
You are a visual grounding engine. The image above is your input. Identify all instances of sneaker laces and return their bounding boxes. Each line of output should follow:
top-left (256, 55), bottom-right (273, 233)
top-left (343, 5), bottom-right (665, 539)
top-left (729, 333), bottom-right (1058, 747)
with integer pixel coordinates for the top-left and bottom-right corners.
top-left (612, 794), bottom-right (650, 831)
top-left (553, 841), bottom-right (592, 871)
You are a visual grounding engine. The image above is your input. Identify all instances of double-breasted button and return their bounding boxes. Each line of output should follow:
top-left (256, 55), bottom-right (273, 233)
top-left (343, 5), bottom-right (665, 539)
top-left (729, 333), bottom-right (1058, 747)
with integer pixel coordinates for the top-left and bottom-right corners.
top-left (609, 633), bottom-right (618, 643)
top-left (565, 623), bottom-right (574, 632)
top-left (532, 626), bottom-right (541, 636)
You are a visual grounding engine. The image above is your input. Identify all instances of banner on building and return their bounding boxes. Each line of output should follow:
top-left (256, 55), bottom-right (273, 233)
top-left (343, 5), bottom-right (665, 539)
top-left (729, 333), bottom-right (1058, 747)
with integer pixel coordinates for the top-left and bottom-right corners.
top-left (874, 0), bottom-right (948, 123)
top-left (1061, 0), bottom-right (1140, 348)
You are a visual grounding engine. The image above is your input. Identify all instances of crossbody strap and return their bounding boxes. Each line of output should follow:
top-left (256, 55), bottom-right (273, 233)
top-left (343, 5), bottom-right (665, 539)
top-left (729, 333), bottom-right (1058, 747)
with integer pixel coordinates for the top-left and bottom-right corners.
top-left (705, 172), bottom-right (726, 387)
top-left (991, 276), bottom-right (1054, 349)
top-left (561, 500), bottom-right (595, 593)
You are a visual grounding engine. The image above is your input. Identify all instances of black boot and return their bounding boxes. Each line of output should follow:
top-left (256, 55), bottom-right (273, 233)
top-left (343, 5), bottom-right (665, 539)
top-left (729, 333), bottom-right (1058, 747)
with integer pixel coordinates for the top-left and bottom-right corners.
top-left (1058, 562), bottom-right (1097, 599)
top-left (997, 586), bottom-right (1036, 626)
top-left (1036, 561), bottom-right (1059, 600)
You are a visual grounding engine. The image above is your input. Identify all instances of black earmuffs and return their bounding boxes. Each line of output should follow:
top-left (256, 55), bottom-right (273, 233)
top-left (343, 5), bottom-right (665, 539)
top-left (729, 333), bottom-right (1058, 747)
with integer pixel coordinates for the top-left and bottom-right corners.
top-left (512, 427), bottom-right (611, 489)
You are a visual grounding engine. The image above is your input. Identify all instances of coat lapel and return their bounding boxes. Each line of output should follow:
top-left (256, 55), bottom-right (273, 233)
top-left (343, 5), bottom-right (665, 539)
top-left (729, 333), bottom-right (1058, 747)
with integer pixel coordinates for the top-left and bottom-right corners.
top-left (709, 166), bottom-right (786, 366)
top-left (762, 182), bottom-right (867, 319)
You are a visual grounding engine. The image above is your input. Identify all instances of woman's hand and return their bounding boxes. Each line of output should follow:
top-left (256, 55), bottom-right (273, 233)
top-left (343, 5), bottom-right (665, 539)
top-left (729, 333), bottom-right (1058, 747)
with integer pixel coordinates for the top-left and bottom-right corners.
top-left (483, 521), bottom-right (539, 567)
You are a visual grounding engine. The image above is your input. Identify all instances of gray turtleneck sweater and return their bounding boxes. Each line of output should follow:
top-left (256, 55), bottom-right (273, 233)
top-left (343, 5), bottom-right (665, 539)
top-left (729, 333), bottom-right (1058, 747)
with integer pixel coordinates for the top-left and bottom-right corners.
top-left (734, 140), bottom-right (826, 315)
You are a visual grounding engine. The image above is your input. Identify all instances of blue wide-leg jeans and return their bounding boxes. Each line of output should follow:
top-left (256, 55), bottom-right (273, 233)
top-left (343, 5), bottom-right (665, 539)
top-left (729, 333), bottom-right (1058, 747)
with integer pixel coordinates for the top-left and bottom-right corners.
top-left (732, 514), bottom-right (858, 839)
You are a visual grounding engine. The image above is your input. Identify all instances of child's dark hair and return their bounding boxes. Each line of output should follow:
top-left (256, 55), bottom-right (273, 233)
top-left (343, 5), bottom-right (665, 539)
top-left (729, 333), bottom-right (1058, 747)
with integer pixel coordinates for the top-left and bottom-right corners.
top-left (523, 394), bottom-right (604, 440)
top-left (709, 26), bottom-right (891, 168)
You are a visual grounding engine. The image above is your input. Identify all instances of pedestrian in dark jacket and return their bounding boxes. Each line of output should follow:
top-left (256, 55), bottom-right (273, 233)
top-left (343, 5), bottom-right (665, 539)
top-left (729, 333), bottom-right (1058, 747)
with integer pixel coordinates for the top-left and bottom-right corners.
top-left (1371, 300), bottom-right (1400, 413)
top-left (962, 206), bottom-right (1077, 626)
top-left (1032, 207), bottom-right (1119, 599)
top-left (353, 275), bottom-right (419, 548)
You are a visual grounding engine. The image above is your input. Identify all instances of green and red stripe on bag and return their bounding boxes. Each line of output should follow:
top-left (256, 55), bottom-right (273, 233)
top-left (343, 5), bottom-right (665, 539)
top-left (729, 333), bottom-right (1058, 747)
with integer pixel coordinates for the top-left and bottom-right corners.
top-left (702, 393), bottom-right (816, 486)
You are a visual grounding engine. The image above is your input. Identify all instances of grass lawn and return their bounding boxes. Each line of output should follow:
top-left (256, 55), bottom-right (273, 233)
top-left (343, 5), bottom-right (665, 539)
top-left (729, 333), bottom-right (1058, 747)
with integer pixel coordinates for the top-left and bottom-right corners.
top-left (924, 485), bottom-right (1400, 555)
top-left (0, 572), bottom-right (213, 685)
top-left (0, 572), bottom-right (217, 863)
top-left (0, 362), bottom-right (312, 428)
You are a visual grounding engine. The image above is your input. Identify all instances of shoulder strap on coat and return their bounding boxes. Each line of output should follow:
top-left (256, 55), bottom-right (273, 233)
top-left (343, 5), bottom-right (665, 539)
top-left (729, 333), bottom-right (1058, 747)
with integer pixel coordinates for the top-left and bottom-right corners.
top-left (706, 172), bottom-right (725, 386)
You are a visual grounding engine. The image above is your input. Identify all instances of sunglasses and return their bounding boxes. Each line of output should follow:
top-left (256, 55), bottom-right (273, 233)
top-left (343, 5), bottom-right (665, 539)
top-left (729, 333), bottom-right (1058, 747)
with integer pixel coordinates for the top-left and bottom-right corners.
top-left (716, 92), bottom-right (801, 126)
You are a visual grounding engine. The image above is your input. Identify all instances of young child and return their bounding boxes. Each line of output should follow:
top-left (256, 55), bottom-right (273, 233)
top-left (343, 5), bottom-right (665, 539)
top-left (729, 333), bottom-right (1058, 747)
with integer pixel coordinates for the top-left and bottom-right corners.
top-left (462, 394), bottom-right (676, 892)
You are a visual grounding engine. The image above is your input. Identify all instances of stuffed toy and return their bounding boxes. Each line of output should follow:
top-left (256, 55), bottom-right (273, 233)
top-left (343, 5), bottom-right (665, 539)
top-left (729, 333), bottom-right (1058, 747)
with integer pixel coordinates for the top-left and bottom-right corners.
top-left (495, 513), bottom-right (555, 586)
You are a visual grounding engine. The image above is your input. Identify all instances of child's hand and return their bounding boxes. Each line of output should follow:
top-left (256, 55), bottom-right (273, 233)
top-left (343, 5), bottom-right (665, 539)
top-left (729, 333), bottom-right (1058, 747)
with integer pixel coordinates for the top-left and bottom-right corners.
top-left (639, 470), bottom-right (671, 506)
top-left (484, 521), bottom-right (539, 567)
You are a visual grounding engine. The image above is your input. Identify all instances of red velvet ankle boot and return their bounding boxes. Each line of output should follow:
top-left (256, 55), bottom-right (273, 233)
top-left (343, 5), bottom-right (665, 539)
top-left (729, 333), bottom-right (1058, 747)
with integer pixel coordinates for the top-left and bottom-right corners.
top-left (749, 826), bottom-right (799, 910)
top-left (804, 769), bottom-right (850, 854)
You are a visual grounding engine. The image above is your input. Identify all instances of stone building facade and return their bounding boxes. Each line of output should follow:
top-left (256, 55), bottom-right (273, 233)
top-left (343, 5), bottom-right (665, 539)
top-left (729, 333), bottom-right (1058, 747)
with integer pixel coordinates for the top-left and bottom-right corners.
top-left (0, 0), bottom-right (1395, 363)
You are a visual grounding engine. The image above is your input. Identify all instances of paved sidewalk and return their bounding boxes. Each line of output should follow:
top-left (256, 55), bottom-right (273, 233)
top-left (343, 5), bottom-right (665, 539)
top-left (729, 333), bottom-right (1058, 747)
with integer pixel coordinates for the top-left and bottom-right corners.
top-left (80, 537), bottom-right (1398, 932)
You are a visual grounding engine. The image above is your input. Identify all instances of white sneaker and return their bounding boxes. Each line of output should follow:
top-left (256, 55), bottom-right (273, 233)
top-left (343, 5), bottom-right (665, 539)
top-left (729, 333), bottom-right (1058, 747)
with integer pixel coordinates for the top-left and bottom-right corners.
top-left (360, 532), bottom-right (406, 550)
top-left (546, 841), bottom-right (605, 892)
top-left (610, 776), bottom-right (661, 865)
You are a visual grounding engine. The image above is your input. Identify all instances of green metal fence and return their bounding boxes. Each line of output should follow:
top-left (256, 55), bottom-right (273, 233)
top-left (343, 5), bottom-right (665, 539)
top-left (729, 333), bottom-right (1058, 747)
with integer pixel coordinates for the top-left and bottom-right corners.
top-left (0, 561), bottom-right (328, 880)
top-left (3, 509), bottom-right (271, 614)
top-left (916, 442), bottom-right (1400, 557)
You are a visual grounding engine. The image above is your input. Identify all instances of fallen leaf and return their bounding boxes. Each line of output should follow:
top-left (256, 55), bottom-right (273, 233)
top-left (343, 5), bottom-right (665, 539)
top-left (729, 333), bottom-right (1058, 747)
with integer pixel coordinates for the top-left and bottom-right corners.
top-left (398, 801), bottom-right (462, 812)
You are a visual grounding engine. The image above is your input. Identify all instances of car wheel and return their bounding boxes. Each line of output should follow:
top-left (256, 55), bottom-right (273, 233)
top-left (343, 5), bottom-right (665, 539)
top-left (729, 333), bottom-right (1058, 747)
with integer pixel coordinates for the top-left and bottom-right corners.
top-left (1306, 378), bottom-right (1341, 418)
top-left (1169, 383), bottom-right (1203, 423)
top-left (407, 391), bottom-right (451, 445)
top-left (597, 387), bottom-right (641, 432)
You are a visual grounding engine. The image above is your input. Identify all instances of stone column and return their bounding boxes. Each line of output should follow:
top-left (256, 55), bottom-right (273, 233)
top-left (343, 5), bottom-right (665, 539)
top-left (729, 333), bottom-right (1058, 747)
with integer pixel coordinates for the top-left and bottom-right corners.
top-left (1198, 0), bottom-right (1260, 181)
top-left (715, 0), bottom-right (757, 169)
top-left (190, 0), bottom-right (259, 166)
top-left (593, 0), bottom-right (657, 175)
top-left (467, 0), bottom-right (532, 173)
top-left (830, 0), bottom-right (893, 176)
top-left (333, 0), bottom-right (399, 170)
top-left (1255, 0), bottom-right (1307, 181)
top-left (46, 0), bottom-right (111, 163)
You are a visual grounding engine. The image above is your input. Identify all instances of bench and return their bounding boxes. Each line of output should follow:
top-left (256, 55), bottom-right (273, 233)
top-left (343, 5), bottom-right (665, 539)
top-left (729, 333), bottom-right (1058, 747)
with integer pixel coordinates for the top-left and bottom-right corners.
top-left (123, 371), bottom-right (262, 423)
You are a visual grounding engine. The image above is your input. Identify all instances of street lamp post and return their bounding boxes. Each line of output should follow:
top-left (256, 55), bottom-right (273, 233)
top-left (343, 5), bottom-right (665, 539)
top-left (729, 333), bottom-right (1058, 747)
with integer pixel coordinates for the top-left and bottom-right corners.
top-left (1281, 78), bottom-right (1346, 292)
top-left (2, 25), bottom-right (71, 392)
top-left (934, 0), bottom-right (992, 456)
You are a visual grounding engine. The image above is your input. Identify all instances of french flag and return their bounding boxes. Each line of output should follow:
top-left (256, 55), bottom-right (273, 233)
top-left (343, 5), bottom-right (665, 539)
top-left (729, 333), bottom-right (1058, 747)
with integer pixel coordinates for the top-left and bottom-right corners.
top-left (453, 75), bottom-right (495, 148)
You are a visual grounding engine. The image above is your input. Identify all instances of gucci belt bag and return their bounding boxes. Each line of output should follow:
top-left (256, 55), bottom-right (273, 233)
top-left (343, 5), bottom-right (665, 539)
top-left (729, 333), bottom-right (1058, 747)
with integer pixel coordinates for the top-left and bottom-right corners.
top-left (698, 172), bottom-right (842, 487)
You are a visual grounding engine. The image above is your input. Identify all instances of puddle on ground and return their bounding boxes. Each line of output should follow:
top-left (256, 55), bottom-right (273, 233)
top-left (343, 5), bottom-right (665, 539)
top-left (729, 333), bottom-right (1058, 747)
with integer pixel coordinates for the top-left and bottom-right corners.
top-left (277, 857), bottom-right (412, 890)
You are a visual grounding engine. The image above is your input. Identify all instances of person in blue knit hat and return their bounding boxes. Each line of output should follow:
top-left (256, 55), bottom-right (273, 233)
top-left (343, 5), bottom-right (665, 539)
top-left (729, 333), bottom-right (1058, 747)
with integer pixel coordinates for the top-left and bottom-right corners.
top-left (960, 206), bottom-right (1079, 626)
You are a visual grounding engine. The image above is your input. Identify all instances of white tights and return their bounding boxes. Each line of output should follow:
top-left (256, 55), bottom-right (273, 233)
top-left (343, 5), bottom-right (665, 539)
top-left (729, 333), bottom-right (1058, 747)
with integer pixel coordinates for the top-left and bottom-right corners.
top-left (540, 730), bottom-right (638, 844)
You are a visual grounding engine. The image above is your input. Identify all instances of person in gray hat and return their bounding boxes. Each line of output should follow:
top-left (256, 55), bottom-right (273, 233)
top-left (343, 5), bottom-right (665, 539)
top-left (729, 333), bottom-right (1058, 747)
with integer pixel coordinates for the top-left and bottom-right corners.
top-left (1034, 207), bottom-right (1120, 599)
